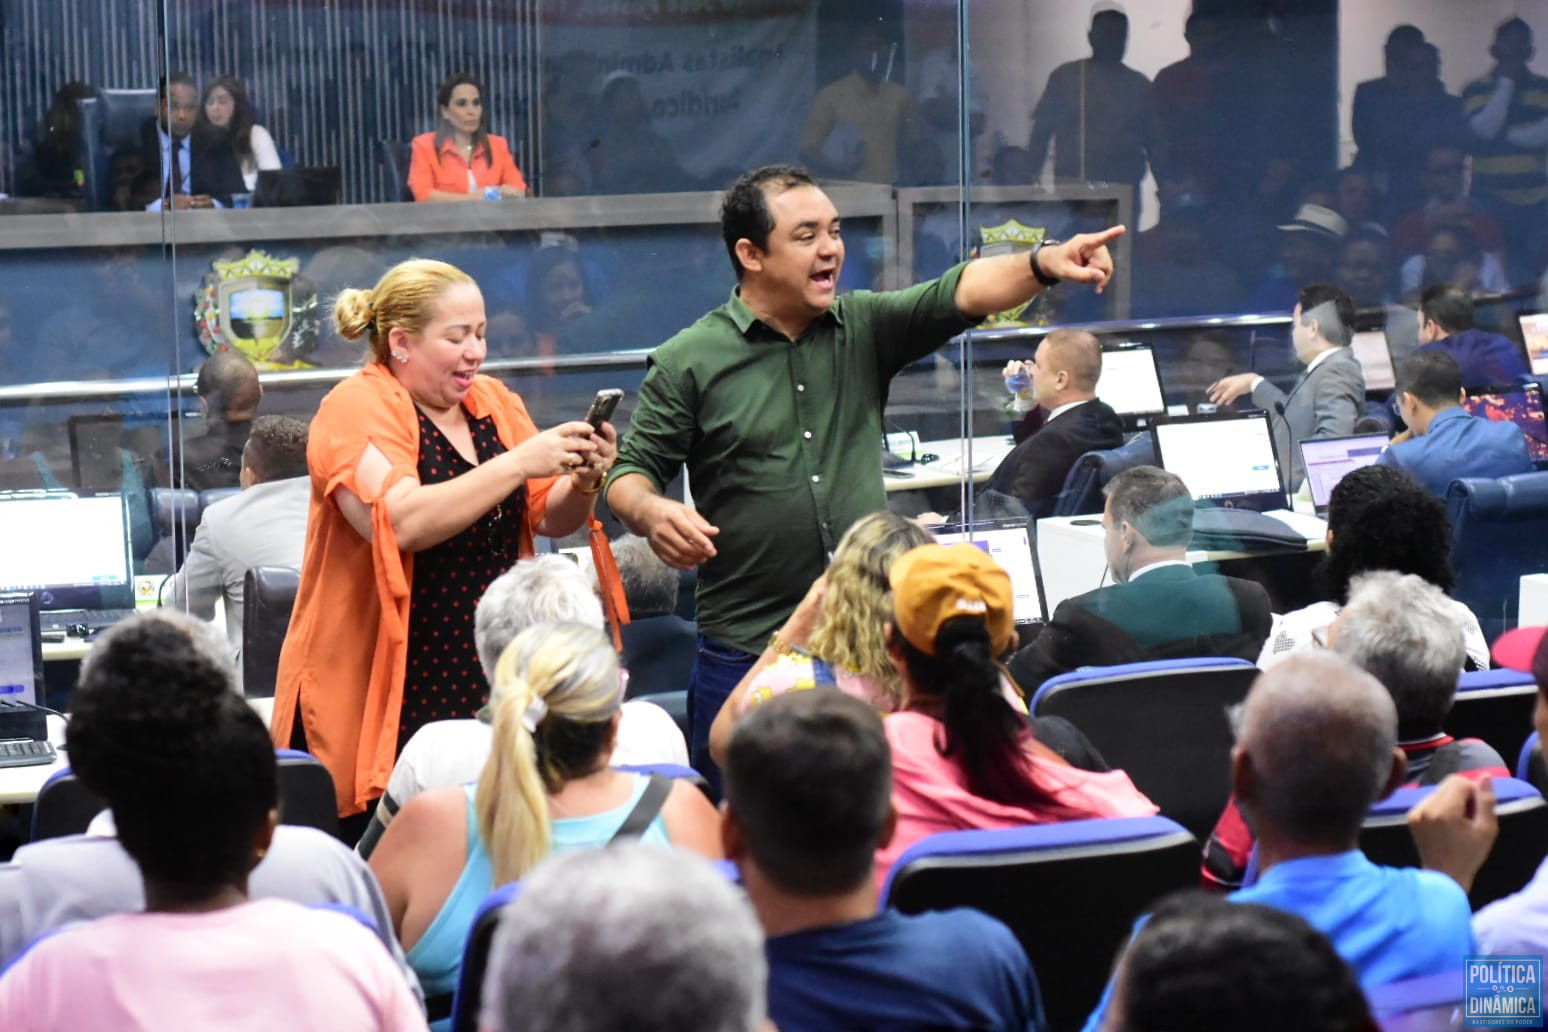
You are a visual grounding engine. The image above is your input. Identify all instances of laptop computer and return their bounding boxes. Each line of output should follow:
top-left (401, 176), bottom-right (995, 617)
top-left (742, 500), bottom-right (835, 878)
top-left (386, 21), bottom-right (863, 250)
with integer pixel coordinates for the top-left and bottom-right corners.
top-left (254, 166), bottom-right (342, 207)
top-left (933, 523), bottom-right (1048, 625)
top-left (1152, 411), bottom-right (1288, 512)
top-left (1462, 383), bottom-right (1548, 463)
top-left (0, 493), bottom-right (135, 627)
top-left (1097, 344), bottom-right (1167, 427)
top-left (1298, 433), bottom-right (1390, 516)
top-left (1517, 313), bottom-right (1548, 376)
top-left (0, 591), bottom-right (54, 766)
top-left (1349, 329), bottom-right (1396, 392)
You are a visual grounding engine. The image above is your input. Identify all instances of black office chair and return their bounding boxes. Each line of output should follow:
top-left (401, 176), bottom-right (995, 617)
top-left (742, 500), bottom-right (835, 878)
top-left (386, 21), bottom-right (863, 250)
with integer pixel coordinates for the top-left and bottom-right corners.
top-left (1446, 668), bottom-right (1539, 774)
top-left (242, 565), bottom-right (300, 699)
top-left (1031, 658), bottom-right (1259, 840)
top-left (76, 89), bottom-right (158, 211)
top-left (149, 486), bottom-right (202, 570)
top-left (30, 768), bottom-right (108, 842)
top-left (1051, 432), bottom-right (1158, 518)
top-left (1361, 778), bottom-right (1548, 909)
top-left (883, 817), bottom-right (1198, 1032)
top-left (374, 139), bottom-right (414, 202)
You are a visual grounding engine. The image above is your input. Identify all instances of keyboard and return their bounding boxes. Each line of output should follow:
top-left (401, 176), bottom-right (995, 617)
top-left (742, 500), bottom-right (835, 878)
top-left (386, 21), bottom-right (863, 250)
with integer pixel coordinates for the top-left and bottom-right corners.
top-left (39, 608), bottom-right (136, 634)
top-left (0, 738), bottom-right (56, 768)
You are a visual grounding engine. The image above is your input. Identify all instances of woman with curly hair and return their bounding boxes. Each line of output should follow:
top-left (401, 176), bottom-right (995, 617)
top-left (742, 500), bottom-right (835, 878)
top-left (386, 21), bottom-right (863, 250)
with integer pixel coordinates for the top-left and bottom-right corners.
top-left (1257, 463), bottom-right (1488, 669)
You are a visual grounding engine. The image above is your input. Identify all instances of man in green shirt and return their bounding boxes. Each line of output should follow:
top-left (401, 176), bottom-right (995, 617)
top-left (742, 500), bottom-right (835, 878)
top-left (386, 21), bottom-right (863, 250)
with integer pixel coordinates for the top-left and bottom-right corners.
top-left (606, 163), bottom-right (1123, 776)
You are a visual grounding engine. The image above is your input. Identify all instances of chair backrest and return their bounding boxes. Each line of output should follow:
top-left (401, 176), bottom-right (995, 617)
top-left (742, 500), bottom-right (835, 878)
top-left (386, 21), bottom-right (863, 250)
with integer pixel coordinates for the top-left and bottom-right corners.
top-left (1446, 472), bottom-right (1548, 642)
top-left (1517, 730), bottom-right (1548, 799)
top-left (883, 816), bottom-right (1197, 1032)
top-left (1362, 777), bottom-right (1548, 909)
top-left (76, 89), bottom-right (158, 211)
top-left (29, 767), bottom-right (107, 842)
top-left (275, 748), bottom-right (340, 838)
top-left (149, 486), bottom-right (202, 569)
top-left (1447, 668), bottom-right (1539, 772)
top-left (375, 138), bottom-right (414, 202)
top-left (1032, 658), bottom-right (1259, 839)
top-left (242, 565), bottom-right (300, 699)
top-left (1051, 432), bottom-right (1158, 518)
top-left (450, 882), bottom-right (522, 1032)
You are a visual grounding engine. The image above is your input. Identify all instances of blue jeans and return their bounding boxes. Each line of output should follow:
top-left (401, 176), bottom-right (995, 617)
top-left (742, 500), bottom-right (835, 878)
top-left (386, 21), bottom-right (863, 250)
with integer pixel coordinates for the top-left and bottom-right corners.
top-left (688, 634), bottom-right (757, 796)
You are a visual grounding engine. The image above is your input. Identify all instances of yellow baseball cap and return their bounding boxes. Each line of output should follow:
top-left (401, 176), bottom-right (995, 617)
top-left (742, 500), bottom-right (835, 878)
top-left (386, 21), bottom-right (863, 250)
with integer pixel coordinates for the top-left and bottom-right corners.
top-left (889, 544), bottom-right (1015, 657)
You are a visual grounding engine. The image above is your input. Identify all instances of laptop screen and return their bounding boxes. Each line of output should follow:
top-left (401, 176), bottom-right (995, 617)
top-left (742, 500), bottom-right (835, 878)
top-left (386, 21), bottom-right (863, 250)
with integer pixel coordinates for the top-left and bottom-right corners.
top-left (0, 592), bottom-right (43, 707)
top-left (0, 494), bottom-right (133, 609)
top-left (1153, 413), bottom-right (1287, 511)
top-left (932, 525), bottom-right (1046, 624)
top-left (1462, 384), bottom-right (1548, 462)
top-left (1350, 330), bottom-right (1396, 391)
top-left (1299, 434), bottom-right (1390, 511)
top-left (1097, 345), bottom-right (1166, 418)
top-left (1518, 313), bottom-right (1548, 376)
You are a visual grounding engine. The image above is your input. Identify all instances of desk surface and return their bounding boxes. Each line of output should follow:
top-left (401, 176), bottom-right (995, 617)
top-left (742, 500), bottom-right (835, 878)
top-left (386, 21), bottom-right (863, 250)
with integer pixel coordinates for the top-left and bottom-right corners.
top-left (883, 436), bottom-right (1016, 492)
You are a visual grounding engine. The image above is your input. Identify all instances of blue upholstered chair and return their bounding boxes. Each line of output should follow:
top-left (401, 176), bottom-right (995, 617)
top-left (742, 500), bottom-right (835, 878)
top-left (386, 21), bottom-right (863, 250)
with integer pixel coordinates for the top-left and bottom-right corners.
top-left (1447, 668), bottom-right (1539, 773)
top-left (75, 89), bottom-right (158, 211)
top-left (449, 882), bottom-right (520, 1032)
top-left (1031, 657), bottom-right (1259, 839)
top-left (1361, 777), bottom-right (1548, 909)
top-left (883, 816), bottom-right (1197, 1032)
top-left (1051, 432), bottom-right (1158, 518)
top-left (1446, 472), bottom-right (1548, 641)
top-left (1518, 730), bottom-right (1548, 798)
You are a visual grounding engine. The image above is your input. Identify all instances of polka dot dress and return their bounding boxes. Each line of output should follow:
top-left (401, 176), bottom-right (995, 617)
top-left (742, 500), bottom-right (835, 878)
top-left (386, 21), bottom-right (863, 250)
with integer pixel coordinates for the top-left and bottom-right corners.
top-left (399, 406), bottom-right (524, 752)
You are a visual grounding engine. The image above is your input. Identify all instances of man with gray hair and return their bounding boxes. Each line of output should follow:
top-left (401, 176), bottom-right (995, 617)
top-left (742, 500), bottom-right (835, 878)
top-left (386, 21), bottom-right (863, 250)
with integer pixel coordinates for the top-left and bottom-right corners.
top-left (1008, 465), bottom-right (1271, 690)
top-left (357, 554), bottom-right (688, 858)
top-left (482, 844), bottom-right (768, 1032)
top-left (614, 533), bottom-right (697, 699)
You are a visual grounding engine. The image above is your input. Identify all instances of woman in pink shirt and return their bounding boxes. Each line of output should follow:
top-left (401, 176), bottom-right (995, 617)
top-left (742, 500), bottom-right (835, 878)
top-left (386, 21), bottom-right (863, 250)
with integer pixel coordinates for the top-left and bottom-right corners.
top-left (875, 544), bottom-right (1157, 885)
top-left (0, 615), bottom-right (425, 1031)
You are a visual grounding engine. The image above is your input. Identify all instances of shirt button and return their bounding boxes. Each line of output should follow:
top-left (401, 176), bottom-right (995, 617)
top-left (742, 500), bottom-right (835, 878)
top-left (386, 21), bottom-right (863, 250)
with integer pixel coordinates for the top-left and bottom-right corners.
top-left (796, 384), bottom-right (806, 392)
top-left (803, 430), bottom-right (813, 439)
top-left (811, 474), bottom-right (821, 483)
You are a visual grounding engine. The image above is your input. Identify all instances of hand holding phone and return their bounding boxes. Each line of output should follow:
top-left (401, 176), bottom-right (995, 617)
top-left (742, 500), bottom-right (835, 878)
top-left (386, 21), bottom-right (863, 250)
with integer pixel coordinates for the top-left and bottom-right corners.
top-left (585, 389), bottom-right (624, 432)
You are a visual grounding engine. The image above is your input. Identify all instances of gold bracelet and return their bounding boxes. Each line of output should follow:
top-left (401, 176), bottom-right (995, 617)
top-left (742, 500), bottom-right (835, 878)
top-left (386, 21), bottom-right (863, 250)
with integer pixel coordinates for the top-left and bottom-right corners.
top-left (571, 473), bottom-right (604, 495)
top-left (768, 632), bottom-right (803, 657)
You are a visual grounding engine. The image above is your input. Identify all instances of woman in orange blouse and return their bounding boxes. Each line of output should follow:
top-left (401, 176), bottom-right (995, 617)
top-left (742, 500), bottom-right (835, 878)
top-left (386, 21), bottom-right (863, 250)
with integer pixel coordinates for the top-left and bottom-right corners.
top-left (408, 73), bottom-right (528, 202)
top-left (271, 258), bottom-right (614, 822)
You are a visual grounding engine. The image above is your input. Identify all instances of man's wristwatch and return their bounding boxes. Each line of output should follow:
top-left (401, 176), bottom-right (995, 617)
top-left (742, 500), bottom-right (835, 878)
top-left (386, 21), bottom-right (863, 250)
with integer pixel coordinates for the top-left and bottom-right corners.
top-left (1030, 238), bottom-right (1062, 287)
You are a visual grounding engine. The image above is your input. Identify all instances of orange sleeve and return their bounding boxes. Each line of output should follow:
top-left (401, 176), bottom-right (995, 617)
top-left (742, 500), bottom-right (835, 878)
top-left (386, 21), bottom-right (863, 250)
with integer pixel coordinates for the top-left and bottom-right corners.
top-left (407, 133), bottom-right (440, 202)
top-left (489, 135), bottom-right (528, 194)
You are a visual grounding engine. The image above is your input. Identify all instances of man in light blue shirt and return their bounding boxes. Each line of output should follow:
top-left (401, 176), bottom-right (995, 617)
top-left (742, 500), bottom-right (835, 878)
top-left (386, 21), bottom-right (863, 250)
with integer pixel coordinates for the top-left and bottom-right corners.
top-left (1378, 350), bottom-right (1533, 495)
top-left (1083, 653), bottom-right (1475, 1031)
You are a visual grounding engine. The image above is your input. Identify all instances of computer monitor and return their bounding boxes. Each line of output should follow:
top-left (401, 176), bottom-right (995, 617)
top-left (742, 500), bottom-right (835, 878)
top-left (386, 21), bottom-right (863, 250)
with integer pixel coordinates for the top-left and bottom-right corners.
top-left (1462, 383), bottom-right (1548, 462)
top-left (1349, 330), bottom-right (1396, 392)
top-left (0, 493), bottom-right (134, 610)
top-left (1298, 433), bottom-right (1390, 516)
top-left (932, 524), bottom-right (1046, 624)
top-left (1096, 344), bottom-right (1167, 420)
top-left (1518, 313), bottom-right (1548, 376)
top-left (0, 592), bottom-right (44, 708)
top-left (1152, 412), bottom-right (1288, 512)
top-left (254, 166), bottom-right (342, 207)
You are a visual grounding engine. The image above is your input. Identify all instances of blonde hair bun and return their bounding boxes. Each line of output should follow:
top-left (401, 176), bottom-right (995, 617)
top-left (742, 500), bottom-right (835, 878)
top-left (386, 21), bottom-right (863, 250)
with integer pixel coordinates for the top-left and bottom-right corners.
top-left (333, 288), bottom-right (377, 342)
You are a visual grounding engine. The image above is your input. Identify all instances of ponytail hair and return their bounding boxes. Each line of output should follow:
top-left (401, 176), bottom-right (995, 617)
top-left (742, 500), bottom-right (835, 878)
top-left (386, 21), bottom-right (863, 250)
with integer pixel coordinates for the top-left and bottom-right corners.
top-left (892, 618), bottom-right (1083, 817)
top-left (476, 622), bottom-right (622, 884)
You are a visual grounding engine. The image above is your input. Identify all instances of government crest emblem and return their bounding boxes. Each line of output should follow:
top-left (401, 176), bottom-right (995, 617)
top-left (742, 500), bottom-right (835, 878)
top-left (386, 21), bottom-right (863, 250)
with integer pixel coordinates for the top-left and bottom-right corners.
top-left (195, 250), bottom-right (319, 369)
top-left (977, 220), bottom-right (1054, 329)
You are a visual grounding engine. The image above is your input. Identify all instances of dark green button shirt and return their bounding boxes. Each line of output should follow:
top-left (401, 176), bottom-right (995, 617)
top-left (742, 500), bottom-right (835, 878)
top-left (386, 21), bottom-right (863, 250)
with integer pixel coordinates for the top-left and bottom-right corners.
top-left (610, 262), bottom-right (980, 654)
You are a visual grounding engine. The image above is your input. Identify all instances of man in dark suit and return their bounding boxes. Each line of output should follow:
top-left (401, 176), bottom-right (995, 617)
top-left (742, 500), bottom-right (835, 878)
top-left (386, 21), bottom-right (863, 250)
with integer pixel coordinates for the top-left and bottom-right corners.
top-left (116, 73), bottom-right (245, 211)
top-left (156, 350), bottom-right (262, 491)
top-left (1414, 284), bottom-right (1530, 388)
top-left (1008, 466), bottom-right (1271, 692)
top-left (1209, 283), bottom-right (1366, 491)
top-left (988, 328), bottom-right (1124, 516)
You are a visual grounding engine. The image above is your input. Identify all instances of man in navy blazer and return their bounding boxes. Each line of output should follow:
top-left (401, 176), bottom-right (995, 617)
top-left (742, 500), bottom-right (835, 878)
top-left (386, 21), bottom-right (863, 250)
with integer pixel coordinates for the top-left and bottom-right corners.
top-left (1415, 284), bottom-right (1530, 388)
top-left (116, 73), bottom-right (246, 211)
top-left (1377, 350), bottom-right (1533, 495)
top-left (1008, 466), bottom-right (1272, 692)
top-left (1208, 284), bottom-right (1366, 491)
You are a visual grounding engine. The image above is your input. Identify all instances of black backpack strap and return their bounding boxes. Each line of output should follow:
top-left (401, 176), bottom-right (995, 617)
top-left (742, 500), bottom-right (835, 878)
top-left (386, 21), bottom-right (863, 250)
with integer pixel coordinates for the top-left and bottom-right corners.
top-left (610, 773), bottom-right (673, 843)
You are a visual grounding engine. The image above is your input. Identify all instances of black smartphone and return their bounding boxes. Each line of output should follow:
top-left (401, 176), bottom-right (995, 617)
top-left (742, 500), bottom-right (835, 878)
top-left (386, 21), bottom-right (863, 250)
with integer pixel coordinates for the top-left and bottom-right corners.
top-left (584, 389), bottom-right (624, 432)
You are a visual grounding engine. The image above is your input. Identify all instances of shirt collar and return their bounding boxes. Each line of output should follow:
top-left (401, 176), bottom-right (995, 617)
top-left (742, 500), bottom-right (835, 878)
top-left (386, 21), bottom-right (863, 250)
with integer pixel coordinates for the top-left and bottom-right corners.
top-left (1305, 346), bottom-right (1345, 373)
top-left (363, 360), bottom-right (491, 418)
top-left (1127, 559), bottom-right (1192, 581)
top-left (1045, 398), bottom-right (1092, 422)
top-left (1251, 849), bottom-right (1370, 889)
top-left (725, 286), bottom-right (844, 338)
top-left (1429, 406), bottom-right (1468, 429)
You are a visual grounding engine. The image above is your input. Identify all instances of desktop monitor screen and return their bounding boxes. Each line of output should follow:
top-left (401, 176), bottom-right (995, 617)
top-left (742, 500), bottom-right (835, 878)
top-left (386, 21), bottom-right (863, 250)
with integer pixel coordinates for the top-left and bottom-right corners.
top-left (0, 493), bottom-right (133, 610)
top-left (1152, 413), bottom-right (1287, 511)
top-left (932, 525), bottom-right (1046, 624)
top-left (1096, 345), bottom-right (1166, 418)
top-left (1350, 330), bottom-right (1396, 392)
top-left (1462, 384), bottom-right (1548, 462)
top-left (0, 593), bottom-right (43, 707)
top-left (1519, 313), bottom-right (1548, 376)
top-left (1299, 434), bottom-right (1390, 514)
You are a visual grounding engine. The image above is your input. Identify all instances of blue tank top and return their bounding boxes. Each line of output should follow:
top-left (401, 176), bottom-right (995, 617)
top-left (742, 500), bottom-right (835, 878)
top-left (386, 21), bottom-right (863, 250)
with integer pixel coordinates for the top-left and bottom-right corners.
top-left (406, 776), bottom-right (673, 1029)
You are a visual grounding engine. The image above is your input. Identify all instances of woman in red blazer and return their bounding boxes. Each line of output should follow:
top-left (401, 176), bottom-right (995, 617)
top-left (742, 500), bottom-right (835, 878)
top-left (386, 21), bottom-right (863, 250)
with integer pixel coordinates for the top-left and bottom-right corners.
top-left (408, 72), bottom-right (528, 202)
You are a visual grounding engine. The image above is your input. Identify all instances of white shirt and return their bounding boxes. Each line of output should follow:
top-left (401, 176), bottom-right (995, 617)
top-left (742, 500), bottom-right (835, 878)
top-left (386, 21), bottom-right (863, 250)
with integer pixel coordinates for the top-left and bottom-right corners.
top-left (1257, 597), bottom-right (1491, 671)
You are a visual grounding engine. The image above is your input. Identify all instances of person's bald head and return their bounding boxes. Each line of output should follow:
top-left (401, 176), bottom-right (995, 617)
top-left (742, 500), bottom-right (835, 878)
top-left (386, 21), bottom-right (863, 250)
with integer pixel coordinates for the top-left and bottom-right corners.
top-left (1233, 653), bottom-right (1404, 850)
top-left (1030, 328), bottom-right (1103, 409)
top-left (195, 350), bottom-right (262, 421)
